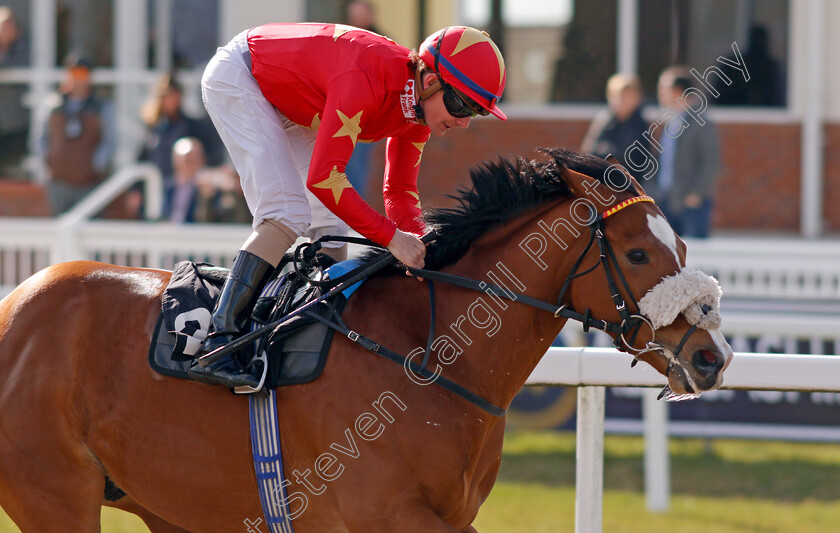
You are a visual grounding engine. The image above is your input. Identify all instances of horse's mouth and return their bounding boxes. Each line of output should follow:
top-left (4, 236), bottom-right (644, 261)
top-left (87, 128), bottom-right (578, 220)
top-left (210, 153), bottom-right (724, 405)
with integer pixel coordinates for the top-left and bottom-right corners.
top-left (660, 345), bottom-right (730, 401)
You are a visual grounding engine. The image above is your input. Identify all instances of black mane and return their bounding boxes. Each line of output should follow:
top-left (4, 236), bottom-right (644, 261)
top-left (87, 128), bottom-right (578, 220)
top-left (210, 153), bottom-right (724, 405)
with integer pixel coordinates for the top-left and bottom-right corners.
top-left (364, 148), bottom-right (615, 272)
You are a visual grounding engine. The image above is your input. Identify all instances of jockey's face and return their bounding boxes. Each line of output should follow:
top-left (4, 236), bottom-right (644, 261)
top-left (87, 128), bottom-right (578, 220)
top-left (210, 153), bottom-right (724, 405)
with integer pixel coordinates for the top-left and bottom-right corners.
top-left (419, 73), bottom-right (471, 137)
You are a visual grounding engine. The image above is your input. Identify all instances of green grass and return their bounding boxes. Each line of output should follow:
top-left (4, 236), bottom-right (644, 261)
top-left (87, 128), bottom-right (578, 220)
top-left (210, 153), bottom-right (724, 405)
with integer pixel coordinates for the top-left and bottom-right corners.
top-left (472, 431), bottom-right (840, 532)
top-left (3, 431), bottom-right (840, 532)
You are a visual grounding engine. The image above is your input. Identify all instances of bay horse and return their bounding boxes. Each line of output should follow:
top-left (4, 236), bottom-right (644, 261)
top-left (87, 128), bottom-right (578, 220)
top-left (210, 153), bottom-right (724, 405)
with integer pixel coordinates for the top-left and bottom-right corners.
top-left (0, 149), bottom-right (732, 532)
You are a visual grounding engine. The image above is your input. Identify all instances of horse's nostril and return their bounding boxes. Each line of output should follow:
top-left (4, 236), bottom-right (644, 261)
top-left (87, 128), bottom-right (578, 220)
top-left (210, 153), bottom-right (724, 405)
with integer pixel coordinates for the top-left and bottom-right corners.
top-left (692, 349), bottom-right (721, 377)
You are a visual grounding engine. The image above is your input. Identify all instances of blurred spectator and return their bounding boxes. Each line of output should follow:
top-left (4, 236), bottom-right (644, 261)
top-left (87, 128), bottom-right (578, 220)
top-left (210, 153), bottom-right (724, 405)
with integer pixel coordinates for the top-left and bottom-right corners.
top-left (581, 73), bottom-right (649, 179)
top-left (165, 136), bottom-right (204, 223)
top-left (41, 54), bottom-right (115, 214)
top-left (650, 66), bottom-right (719, 238)
top-left (194, 165), bottom-right (250, 224)
top-left (0, 6), bottom-right (29, 178)
top-left (714, 25), bottom-right (785, 107)
top-left (342, 0), bottom-right (382, 200)
top-left (138, 72), bottom-right (222, 192)
top-left (165, 136), bottom-right (249, 224)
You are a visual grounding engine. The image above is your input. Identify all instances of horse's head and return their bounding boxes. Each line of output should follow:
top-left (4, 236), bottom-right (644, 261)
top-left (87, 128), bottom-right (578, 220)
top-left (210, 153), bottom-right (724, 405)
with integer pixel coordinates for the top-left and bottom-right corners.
top-left (551, 150), bottom-right (733, 400)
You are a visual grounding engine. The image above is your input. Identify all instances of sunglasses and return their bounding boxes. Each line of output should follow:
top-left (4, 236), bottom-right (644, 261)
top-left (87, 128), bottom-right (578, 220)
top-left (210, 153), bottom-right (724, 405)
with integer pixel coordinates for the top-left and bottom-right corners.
top-left (441, 82), bottom-right (489, 118)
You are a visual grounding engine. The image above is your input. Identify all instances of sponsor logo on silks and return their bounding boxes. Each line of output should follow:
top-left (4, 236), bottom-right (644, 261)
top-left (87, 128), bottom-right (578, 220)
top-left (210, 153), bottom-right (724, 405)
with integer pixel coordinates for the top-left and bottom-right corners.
top-left (400, 78), bottom-right (417, 119)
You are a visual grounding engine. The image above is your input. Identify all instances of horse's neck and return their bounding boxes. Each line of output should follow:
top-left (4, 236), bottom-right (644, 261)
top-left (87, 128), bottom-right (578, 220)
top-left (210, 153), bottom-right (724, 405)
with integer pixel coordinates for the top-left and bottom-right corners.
top-left (438, 201), bottom-right (583, 410)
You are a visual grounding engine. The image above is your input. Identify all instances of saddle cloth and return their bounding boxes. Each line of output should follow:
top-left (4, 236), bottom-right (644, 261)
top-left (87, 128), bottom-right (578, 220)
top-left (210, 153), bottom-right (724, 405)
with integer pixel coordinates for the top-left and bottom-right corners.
top-left (147, 259), bottom-right (365, 388)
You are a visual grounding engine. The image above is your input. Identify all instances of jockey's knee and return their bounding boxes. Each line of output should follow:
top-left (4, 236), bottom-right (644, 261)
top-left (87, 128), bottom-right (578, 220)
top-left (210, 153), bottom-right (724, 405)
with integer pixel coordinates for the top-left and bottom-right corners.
top-left (243, 219), bottom-right (300, 265)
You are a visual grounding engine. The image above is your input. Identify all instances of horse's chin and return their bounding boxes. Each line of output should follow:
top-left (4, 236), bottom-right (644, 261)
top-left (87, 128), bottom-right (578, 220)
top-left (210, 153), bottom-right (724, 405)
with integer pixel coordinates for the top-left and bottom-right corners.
top-left (660, 379), bottom-right (703, 402)
top-left (661, 352), bottom-right (727, 401)
top-left (664, 375), bottom-right (701, 399)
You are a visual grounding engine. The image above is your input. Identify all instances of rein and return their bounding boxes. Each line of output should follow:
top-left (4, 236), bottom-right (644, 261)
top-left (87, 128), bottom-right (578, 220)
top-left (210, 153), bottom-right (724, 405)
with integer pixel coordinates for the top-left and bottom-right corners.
top-left (312, 194), bottom-right (703, 416)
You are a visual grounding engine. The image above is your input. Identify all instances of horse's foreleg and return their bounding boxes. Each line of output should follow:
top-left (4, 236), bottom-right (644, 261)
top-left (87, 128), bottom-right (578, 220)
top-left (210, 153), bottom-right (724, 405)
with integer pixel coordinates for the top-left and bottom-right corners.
top-left (0, 452), bottom-right (103, 532)
top-left (0, 386), bottom-right (104, 529)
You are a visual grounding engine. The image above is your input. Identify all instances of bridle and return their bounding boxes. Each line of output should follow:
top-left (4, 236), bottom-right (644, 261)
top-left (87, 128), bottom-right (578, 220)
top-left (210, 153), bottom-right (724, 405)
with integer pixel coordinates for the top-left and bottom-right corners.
top-left (293, 194), bottom-right (707, 415)
top-left (548, 195), bottom-right (705, 398)
top-left (412, 195), bottom-right (701, 370)
top-left (395, 193), bottom-right (706, 406)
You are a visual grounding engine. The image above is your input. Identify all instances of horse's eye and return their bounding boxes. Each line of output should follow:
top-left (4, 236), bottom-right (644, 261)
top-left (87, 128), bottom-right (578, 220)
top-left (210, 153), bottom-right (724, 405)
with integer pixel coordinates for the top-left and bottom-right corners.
top-left (627, 249), bottom-right (649, 264)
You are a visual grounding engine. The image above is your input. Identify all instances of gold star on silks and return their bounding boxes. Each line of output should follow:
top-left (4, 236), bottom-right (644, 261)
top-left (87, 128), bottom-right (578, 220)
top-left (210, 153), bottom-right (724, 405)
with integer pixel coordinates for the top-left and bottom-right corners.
top-left (411, 141), bottom-right (426, 168)
top-left (309, 113), bottom-right (321, 130)
top-left (407, 191), bottom-right (421, 209)
top-left (333, 24), bottom-right (354, 41)
top-left (313, 167), bottom-right (354, 204)
top-left (451, 28), bottom-right (506, 86)
top-left (332, 110), bottom-right (363, 147)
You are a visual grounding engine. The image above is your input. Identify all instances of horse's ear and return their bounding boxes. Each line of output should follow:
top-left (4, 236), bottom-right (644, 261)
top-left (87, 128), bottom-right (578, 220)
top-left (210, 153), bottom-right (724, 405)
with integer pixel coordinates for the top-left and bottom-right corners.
top-left (620, 167), bottom-right (647, 196)
top-left (558, 167), bottom-right (615, 211)
top-left (604, 154), bottom-right (647, 196)
top-left (630, 175), bottom-right (647, 195)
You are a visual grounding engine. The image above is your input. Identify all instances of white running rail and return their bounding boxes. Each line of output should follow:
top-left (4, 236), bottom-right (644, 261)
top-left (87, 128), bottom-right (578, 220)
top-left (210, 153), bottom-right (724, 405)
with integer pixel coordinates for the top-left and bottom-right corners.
top-left (529, 347), bottom-right (840, 533)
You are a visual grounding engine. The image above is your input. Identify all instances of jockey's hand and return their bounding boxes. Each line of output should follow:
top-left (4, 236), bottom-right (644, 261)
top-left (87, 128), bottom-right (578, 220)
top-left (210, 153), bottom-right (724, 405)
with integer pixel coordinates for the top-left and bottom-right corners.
top-left (387, 230), bottom-right (426, 275)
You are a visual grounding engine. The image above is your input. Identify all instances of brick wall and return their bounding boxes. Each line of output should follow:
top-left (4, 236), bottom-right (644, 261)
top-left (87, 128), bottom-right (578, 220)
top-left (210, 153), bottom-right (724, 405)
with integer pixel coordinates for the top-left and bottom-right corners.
top-left (0, 181), bottom-right (139, 219)
top-left (367, 119), bottom-right (839, 235)
top-left (713, 123), bottom-right (801, 232)
top-left (3, 121), bottom-right (839, 234)
top-left (0, 182), bottom-right (51, 217)
top-left (823, 125), bottom-right (840, 233)
top-left (366, 118), bottom-right (590, 213)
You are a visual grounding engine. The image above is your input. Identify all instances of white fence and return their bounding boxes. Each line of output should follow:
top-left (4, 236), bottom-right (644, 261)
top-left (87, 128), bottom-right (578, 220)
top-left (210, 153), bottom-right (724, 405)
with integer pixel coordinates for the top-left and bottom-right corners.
top-left (2, 222), bottom-right (840, 348)
top-left (0, 220), bottom-right (250, 298)
top-left (684, 237), bottom-right (840, 300)
top-left (528, 347), bottom-right (840, 533)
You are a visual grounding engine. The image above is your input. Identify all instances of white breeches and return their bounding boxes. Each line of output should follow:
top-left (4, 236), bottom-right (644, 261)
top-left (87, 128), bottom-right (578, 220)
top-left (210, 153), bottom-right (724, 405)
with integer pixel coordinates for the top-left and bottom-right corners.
top-left (201, 30), bottom-right (348, 245)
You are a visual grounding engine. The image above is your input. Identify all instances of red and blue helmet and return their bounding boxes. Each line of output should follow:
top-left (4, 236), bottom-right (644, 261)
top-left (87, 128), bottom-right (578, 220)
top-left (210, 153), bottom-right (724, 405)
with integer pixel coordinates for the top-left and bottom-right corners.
top-left (419, 26), bottom-right (507, 121)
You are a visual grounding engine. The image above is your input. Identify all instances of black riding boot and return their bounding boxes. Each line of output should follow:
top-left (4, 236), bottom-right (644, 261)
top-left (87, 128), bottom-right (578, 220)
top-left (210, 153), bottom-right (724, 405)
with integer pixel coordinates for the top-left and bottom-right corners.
top-left (188, 250), bottom-right (274, 388)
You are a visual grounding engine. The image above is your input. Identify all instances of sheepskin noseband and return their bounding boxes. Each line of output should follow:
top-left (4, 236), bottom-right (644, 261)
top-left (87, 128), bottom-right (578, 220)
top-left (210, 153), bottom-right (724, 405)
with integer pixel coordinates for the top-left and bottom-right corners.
top-left (638, 268), bottom-right (722, 330)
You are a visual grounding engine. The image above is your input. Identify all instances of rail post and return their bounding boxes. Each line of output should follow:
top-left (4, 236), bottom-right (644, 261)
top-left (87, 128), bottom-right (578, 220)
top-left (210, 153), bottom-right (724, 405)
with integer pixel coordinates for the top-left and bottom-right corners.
top-left (575, 386), bottom-right (605, 533)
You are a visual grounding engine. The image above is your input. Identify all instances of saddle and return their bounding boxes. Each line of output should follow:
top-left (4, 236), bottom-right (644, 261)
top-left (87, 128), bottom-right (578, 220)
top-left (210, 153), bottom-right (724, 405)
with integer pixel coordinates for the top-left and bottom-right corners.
top-left (148, 252), bottom-right (366, 390)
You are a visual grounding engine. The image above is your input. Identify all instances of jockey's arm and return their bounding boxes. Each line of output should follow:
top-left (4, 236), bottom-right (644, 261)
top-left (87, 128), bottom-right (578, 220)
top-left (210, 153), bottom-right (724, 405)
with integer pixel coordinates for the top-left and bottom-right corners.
top-left (306, 72), bottom-right (398, 247)
top-left (383, 135), bottom-right (429, 237)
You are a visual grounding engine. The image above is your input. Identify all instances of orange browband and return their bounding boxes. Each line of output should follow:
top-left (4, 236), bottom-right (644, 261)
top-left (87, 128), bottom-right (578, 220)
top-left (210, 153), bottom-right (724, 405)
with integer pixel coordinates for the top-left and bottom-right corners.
top-left (601, 195), bottom-right (655, 219)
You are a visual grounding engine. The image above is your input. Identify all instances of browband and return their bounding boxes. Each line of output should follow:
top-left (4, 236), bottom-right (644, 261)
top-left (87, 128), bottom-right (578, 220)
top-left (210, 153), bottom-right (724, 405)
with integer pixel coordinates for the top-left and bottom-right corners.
top-left (601, 195), bottom-right (655, 220)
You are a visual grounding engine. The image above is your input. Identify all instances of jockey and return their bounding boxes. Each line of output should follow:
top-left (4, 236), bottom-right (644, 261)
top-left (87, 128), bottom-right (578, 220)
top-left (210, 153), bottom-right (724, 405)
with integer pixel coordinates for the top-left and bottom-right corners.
top-left (190, 23), bottom-right (507, 388)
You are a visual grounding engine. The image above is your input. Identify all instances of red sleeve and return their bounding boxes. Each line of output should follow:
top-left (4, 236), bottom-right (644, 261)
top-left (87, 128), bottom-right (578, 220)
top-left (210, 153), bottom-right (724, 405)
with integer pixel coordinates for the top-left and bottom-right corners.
top-left (383, 133), bottom-right (430, 236)
top-left (306, 71), bottom-right (398, 246)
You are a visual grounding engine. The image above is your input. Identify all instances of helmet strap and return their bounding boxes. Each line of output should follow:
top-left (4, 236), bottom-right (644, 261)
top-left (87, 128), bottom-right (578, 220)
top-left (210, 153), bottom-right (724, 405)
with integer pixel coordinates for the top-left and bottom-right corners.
top-left (413, 68), bottom-right (442, 126)
top-left (416, 68), bottom-right (442, 100)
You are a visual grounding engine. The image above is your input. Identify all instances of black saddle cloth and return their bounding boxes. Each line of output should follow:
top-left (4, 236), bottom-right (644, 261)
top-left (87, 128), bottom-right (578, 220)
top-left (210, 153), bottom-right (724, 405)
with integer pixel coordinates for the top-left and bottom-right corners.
top-left (148, 260), bottom-right (347, 388)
